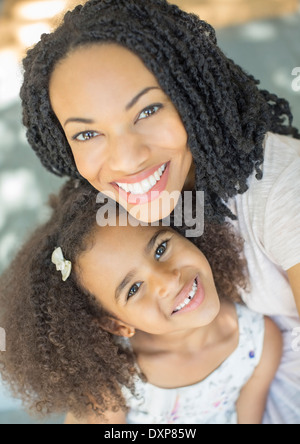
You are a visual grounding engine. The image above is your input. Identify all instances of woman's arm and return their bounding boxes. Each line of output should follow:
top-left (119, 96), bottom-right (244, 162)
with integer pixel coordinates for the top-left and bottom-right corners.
top-left (236, 317), bottom-right (283, 424)
top-left (287, 263), bottom-right (300, 316)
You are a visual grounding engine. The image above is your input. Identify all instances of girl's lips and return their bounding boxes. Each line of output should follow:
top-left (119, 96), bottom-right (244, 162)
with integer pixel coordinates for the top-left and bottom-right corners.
top-left (171, 276), bottom-right (205, 316)
top-left (111, 161), bottom-right (170, 205)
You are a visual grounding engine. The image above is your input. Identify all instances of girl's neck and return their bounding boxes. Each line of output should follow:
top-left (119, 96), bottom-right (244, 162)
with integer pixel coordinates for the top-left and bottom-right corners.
top-left (131, 301), bottom-right (235, 356)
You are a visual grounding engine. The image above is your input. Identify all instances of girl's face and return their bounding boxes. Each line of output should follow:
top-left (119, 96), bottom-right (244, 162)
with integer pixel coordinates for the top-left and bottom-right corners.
top-left (49, 44), bottom-right (193, 223)
top-left (77, 222), bottom-right (220, 336)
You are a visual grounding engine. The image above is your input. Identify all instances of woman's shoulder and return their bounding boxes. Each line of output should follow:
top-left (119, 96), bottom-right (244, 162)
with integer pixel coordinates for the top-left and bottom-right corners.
top-left (263, 132), bottom-right (300, 174)
top-left (265, 131), bottom-right (300, 152)
top-left (233, 132), bottom-right (300, 231)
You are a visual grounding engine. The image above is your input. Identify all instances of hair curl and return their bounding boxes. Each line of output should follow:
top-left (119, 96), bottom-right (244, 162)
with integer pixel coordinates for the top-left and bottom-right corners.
top-left (0, 179), bottom-right (248, 419)
top-left (0, 181), bottom-right (139, 419)
top-left (20, 0), bottom-right (299, 222)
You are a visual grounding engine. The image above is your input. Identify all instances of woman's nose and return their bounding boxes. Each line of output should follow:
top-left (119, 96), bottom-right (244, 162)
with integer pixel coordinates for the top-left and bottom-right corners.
top-left (107, 132), bottom-right (150, 174)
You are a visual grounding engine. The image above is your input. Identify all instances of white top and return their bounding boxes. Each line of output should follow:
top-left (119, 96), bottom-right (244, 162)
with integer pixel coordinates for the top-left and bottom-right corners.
top-left (227, 132), bottom-right (300, 424)
top-left (124, 304), bottom-right (265, 424)
top-left (228, 132), bottom-right (300, 319)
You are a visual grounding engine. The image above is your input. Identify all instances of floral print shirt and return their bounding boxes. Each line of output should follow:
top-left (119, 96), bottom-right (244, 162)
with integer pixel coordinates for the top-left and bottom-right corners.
top-left (124, 304), bottom-right (265, 424)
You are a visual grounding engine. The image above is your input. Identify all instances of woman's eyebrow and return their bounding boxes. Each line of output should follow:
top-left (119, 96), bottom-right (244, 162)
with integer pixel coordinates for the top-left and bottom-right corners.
top-left (64, 87), bottom-right (159, 127)
top-left (125, 86), bottom-right (160, 111)
top-left (64, 117), bottom-right (94, 127)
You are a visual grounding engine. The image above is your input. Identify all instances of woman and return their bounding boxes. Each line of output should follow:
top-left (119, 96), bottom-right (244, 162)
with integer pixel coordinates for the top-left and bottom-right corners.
top-left (20, 0), bottom-right (299, 423)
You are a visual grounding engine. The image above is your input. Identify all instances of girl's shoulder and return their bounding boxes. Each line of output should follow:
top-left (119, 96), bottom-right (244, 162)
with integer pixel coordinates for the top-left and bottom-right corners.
top-left (220, 301), bottom-right (265, 342)
top-left (234, 303), bottom-right (266, 367)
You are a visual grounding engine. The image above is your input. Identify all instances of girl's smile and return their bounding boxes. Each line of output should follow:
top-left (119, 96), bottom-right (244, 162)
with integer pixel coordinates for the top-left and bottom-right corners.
top-left (171, 276), bottom-right (205, 316)
top-left (49, 44), bottom-right (193, 222)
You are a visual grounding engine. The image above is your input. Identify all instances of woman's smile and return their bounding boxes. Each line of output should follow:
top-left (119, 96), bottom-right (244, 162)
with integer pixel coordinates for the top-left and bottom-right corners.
top-left (111, 162), bottom-right (170, 204)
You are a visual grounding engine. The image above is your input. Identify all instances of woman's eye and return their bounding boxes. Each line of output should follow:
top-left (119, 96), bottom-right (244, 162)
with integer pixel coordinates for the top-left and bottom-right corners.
top-left (137, 104), bottom-right (162, 121)
top-left (128, 282), bottom-right (142, 300)
top-left (155, 241), bottom-right (168, 260)
top-left (73, 131), bottom-right (100, 142)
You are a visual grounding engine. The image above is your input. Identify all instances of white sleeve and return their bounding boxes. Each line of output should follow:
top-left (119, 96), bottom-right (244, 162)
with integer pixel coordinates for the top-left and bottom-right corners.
top-left (263, 157), bottom-right (300, 271)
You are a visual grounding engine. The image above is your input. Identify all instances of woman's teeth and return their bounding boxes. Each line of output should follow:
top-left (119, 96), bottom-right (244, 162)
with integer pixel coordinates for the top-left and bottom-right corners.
top-left (116, 164), bottom-right (167, 195)
top-left (173, 279), bottom-right (198, 314)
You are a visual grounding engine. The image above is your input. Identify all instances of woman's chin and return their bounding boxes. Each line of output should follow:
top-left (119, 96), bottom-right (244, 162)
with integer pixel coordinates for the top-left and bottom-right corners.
top-left (126, 190), bottom-right (182, 224)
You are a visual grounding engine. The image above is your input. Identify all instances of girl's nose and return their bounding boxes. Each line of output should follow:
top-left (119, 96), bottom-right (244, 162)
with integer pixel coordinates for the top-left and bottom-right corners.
top-left (155, 267), bottom-right (181, 300)
top-left (107, 132), bottom-right (150, 175)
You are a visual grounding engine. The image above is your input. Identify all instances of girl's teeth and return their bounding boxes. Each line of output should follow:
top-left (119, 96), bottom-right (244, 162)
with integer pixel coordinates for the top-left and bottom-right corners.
top-left (174, 280), bottom-right (198, 313)
top-left (116, 163), bottom-right (167, 195)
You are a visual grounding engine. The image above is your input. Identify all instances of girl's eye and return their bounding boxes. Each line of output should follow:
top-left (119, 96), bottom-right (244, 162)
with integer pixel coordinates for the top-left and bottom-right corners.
top-left (137, 104), bottom-right (162, 121)
top-left (155, 241), bottom-right (169, 260)
top-left (73, 131), bottom-right (100, 142)
top-left (128, 282), bottom-right (142, 300)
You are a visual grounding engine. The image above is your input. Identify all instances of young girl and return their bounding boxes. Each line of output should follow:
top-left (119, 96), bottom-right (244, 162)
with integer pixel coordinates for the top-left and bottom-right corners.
top-left (0, 181), bottom-right (281, 424)
top-left (20, 0), bottom-right (300, 422)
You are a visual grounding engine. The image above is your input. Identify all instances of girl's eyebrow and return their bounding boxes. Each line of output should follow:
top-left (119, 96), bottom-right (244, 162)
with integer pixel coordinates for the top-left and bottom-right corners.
top-left (115, 228), bottom-right (172, 302)
top-left (144, 228), bottom-right (171, 255)
top-left (115, 270), bottom-right (137, 303)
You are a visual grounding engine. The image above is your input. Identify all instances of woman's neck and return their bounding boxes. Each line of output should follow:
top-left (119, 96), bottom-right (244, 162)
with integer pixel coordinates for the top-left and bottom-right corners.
top-left (182, 160), bottom-right (196, 191)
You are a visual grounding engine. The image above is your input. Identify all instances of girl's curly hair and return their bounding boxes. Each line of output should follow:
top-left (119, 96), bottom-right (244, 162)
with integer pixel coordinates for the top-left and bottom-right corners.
top-left (0, 179), bottom-right (248, 419)
top-left (20, 0), bottom-right (299, 223)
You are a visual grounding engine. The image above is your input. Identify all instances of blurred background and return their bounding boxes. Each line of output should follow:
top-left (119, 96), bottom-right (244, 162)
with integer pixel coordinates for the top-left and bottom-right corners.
top-left (0, 0), bottom-right (299, 424)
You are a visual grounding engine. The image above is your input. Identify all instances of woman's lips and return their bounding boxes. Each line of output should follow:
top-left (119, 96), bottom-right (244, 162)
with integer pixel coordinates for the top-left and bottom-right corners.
top-left (113, 162), bottom-right (167, 184)
top-left (111, 161), bottom-right (170, 205)
top-left (171, 276), bottom-right (205, 316)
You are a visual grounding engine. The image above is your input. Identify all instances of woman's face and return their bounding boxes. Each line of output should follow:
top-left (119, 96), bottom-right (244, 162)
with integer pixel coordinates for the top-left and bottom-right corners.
top-left (49, 44), bottom-right (193, 223)
top-left (77, 222), bottom-right (220, 336)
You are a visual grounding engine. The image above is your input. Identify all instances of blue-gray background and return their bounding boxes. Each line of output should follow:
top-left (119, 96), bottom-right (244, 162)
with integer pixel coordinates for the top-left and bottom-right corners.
top-left (0, 2), bottom-right (299, 424)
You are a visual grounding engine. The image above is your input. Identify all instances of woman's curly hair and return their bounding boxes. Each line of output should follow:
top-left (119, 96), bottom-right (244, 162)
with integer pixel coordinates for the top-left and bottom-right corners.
top-left (0, 179), bottom-right (248, 419)
top-left (20, 0), bottom-right (299, 222)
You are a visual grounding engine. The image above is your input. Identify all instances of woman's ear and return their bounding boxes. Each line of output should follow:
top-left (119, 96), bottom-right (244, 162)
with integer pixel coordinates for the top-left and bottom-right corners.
top-left (100, 316), bottom-right (136, 338)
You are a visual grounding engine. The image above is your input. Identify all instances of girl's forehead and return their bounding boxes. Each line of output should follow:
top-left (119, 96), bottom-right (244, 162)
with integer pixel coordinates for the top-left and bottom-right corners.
top-left (82, 222), bottom-right (175, 270)
top-left (93, 222), bottom-right (169, 250)
top-left (77, 223), bottom-right (175, 288)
